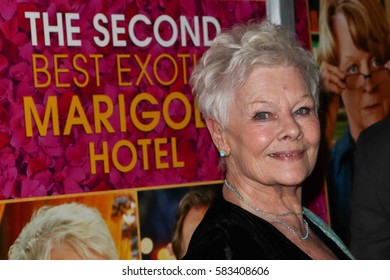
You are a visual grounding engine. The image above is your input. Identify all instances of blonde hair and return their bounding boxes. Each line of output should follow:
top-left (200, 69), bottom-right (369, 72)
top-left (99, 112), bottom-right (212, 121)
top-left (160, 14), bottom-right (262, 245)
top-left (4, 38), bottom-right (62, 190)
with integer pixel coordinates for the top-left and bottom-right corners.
top-left (316, 0), bottom-right (390, 66)
top-left (8, 203), bottom-right (118, 260)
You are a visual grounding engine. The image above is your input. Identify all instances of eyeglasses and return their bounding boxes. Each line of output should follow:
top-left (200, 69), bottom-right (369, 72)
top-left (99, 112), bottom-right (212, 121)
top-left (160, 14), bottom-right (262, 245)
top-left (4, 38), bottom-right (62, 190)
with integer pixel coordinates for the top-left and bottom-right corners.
top-left (344, 68), bottom-right (390, 90)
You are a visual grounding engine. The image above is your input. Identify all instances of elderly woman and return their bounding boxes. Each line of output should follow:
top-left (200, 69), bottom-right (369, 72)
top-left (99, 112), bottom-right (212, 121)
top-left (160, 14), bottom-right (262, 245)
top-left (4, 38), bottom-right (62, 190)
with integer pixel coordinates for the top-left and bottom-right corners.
top-left (182, 21), bottom-right (353, 260)
top-left (8, 203), bottom-right (118, 260)
top-left (316, 0), bottom-right (390, 246)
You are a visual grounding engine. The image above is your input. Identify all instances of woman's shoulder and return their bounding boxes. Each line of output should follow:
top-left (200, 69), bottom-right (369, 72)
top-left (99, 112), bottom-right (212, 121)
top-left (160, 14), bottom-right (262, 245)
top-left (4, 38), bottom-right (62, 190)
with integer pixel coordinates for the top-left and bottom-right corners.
top-left (182, 218), bottom-right (267, 260)
top-left (196, 193), bottom-right (265, 234)
top-left (190, 194), bottom-right (254, 239)
top-left (182, 196), bottom-right (270, 260)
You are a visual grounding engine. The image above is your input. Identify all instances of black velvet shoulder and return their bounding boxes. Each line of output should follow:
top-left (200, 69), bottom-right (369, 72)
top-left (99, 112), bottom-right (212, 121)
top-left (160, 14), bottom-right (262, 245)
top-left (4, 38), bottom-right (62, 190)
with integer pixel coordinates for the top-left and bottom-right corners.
top-left (183, 192), bottom-right (350, 260)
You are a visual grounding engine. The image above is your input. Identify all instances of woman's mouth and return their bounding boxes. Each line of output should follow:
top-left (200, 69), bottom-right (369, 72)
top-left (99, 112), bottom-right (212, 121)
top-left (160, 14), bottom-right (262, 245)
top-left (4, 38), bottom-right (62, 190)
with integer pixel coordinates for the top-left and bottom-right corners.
top-left (363, 103), bottom-right (381, 110)
top-left (269, 151), bottom-right (304, 159)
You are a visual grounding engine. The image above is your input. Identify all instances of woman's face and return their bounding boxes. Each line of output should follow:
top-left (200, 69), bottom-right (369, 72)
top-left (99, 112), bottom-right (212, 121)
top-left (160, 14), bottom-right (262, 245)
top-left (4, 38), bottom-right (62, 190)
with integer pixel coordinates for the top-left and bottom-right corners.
top-left (223, 66), bottom-right (320, 187)
top-left (334, 12), bottom-right (390, 136)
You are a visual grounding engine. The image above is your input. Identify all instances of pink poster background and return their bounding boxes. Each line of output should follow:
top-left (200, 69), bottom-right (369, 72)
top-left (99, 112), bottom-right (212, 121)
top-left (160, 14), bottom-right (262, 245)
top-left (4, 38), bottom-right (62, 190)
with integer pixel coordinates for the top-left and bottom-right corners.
top-left (0, 0), bottom-right (269, 199)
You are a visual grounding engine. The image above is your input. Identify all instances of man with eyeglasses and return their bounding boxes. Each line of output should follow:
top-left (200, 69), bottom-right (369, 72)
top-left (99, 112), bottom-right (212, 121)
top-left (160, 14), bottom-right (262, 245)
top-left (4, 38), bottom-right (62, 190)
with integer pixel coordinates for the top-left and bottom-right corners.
top-left (316, 0), bottom-right (390, 248)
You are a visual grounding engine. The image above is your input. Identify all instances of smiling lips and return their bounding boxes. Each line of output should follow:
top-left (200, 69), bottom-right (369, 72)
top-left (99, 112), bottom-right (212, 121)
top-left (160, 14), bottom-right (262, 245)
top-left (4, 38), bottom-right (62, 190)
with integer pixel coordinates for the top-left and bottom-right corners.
top-left (363, 103), bottom-right (380, 110)
top-left (269, 150), bottom-right (304, 159)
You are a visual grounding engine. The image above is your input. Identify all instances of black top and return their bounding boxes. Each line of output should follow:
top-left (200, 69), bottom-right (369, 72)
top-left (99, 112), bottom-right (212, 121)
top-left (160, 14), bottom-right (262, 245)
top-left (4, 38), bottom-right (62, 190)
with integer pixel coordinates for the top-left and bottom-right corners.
top-left (350, 115), bottom-right (390, 259)
top-left (183, 192), bottom-right (351, 260)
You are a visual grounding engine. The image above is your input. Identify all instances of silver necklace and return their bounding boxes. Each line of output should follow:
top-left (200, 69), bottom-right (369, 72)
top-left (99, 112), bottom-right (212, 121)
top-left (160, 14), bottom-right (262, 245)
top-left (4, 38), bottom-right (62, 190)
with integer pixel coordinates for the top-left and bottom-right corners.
top-left (224, 179), bottom-right (309, 240)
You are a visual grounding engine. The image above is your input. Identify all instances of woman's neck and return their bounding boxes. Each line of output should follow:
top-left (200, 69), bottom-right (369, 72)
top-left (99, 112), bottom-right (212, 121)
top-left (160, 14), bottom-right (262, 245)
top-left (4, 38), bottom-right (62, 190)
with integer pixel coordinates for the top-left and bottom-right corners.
top-left (222, 178), bottom-right (303, 217)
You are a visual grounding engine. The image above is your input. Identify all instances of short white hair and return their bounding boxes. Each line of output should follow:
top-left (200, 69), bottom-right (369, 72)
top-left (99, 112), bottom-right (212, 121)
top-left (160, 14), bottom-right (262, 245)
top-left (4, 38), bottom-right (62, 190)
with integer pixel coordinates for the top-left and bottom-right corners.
top-left (8, 202), bottom-right (118, 260)
top-left (190, 20), bottom-right (319, 128)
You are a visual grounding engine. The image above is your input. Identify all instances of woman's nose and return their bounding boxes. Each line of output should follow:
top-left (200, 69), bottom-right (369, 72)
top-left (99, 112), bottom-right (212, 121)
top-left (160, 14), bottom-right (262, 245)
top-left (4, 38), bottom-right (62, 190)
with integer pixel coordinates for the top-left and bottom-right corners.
top-left (363, 74), bottom-right (377, 93)
top-left (277, 115), bottom-right (303, 141)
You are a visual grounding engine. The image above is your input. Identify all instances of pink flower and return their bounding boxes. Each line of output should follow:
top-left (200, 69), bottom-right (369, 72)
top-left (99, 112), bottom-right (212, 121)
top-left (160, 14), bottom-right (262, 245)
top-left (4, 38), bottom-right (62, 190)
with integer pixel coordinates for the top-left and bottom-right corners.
top-left (38, 132), bottom-right (64, 157)
top-left (26, 158), bottom-right (48, 178)
top-left (9, 61), bottom-right (31, 82)
top-left (0, 55), bottom-right (9, 75)
top-left (10, 127), bottom-right (36, 150)
top-left (176, 138), bottom-right (198, 180)
top-left (0, 79), bottom-right (13, 104)
top-left (62, 166), bottom-right (87, 183)
top-left (0, 166), bottom-right (17, 198)
top-left (0, 132), bottom-right (10, 149)
top-left (20, 179), bottom-right (47, 198)
top-left (16, 3), bottom-right (41, 34)
top-left (63, 176), bottom-right (84, 194)
top-left (65, 139), bottom-right (88, 163)
top-left (0, 0), bottom-right (17, 21)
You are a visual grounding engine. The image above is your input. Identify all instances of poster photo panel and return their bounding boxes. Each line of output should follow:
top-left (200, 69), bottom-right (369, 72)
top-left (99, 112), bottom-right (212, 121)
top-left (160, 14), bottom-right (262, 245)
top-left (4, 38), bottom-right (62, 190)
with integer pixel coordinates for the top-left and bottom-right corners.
top-left (137, 182), bottom-right (221, 260)
top-left (0, 190), bottom-right (138, 259)
top-left (308, 0), bottom-right (390, 246)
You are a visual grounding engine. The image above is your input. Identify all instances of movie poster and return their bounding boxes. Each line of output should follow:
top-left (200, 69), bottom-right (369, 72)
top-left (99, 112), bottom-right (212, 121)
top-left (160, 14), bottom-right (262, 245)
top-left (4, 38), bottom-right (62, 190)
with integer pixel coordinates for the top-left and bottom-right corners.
top-left (308, 0), bottom-right (390, 246)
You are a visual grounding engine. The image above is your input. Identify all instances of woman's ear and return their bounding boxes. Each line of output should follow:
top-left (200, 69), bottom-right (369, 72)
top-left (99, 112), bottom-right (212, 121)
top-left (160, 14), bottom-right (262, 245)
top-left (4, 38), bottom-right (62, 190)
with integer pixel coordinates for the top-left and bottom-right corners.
top-left (205, 118), bottom-right (229, 154)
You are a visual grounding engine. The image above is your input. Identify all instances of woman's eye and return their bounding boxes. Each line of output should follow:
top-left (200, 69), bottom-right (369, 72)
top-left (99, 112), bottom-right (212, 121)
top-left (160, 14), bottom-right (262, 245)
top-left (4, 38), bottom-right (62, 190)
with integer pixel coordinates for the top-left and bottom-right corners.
top-left (346, 64), bottom-right (359, 74)
top-left (295, 107), bottom-right (311, 116)
top-left (372, 57), bottom-right (384, 69)
top-left (254, 111), bottom-right (271, 120)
